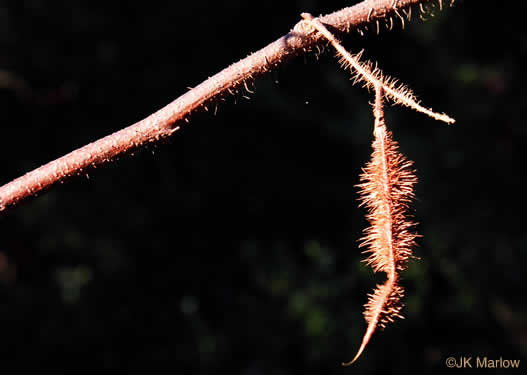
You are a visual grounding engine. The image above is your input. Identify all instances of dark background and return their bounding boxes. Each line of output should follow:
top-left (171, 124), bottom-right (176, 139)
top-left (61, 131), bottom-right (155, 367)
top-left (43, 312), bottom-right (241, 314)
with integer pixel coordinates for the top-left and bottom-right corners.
top-left (0, 0), bottom-right (525, 373)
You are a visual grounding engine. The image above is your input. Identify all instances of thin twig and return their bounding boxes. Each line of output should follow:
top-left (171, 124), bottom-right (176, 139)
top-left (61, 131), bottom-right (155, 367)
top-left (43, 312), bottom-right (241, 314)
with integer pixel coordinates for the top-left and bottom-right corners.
top-left (0, 0), bottom-right (442, 213)
top-left (301, 13), bottom-right (455, 124)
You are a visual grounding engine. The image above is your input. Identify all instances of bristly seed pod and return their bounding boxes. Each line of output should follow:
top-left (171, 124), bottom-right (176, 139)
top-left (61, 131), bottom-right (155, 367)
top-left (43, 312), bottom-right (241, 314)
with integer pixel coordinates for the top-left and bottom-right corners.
top-left (342, 84), bottom-right (418, 366)
top-left (299, 12), bottom-right (453, 366)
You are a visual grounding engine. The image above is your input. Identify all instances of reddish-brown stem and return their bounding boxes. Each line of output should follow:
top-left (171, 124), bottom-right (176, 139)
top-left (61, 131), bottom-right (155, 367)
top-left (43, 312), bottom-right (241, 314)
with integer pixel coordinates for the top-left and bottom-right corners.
top-left (0, 0), bottom-right (439, 213)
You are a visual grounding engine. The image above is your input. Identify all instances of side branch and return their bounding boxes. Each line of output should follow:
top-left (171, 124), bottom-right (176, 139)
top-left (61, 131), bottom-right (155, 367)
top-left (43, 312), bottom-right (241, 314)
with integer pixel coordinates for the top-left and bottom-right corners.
top-left (301, 12), bottom-right (454, 124)
top-left (0, 0), bottom-right (441, 213)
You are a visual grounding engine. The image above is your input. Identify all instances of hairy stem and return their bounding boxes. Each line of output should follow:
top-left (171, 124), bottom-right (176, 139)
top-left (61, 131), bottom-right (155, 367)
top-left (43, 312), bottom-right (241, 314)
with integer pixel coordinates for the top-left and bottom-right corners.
top-left (301, 13), bottom-right (454, 124)
top-left (0, 0), bottom-right (442, 213)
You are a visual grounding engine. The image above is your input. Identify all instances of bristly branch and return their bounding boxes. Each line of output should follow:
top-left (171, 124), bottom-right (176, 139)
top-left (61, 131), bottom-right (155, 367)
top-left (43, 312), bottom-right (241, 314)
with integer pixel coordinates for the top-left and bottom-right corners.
top-left (0, 0), bottom-right (448, 213)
